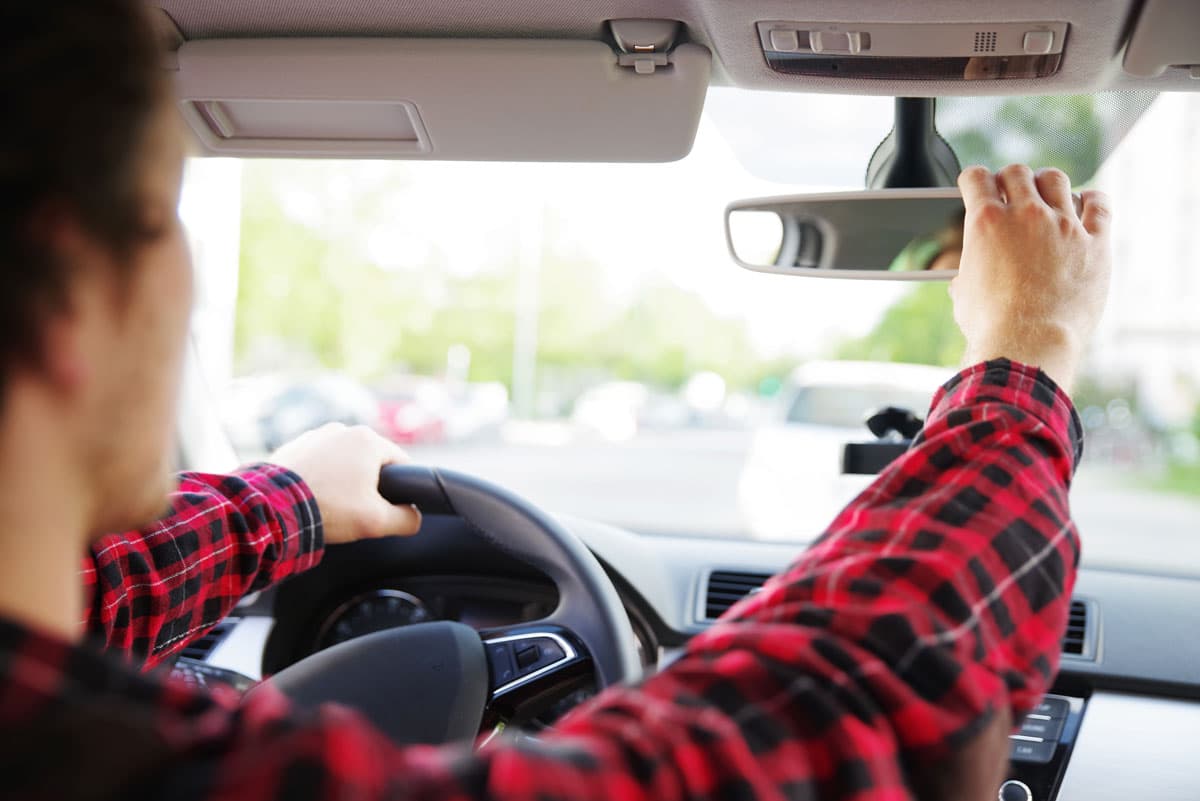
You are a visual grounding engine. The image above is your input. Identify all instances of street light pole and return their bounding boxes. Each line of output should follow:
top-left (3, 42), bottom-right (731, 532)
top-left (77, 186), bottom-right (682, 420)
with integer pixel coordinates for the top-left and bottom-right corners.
top-left (512, 199), bottom-right (544, 419)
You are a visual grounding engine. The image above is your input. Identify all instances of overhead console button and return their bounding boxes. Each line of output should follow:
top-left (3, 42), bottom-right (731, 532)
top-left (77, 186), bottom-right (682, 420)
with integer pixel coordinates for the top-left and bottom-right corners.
top-left (809, 30), bottom-right (865, 54)
top-left (1022, 30), bottom-right (1055, 54)
top-left (769, 29), bottom-right (801, 52)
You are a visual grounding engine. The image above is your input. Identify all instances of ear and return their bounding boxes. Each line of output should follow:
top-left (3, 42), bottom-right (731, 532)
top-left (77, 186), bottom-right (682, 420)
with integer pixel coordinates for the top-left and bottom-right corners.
top-left (23, 209), bottom-right (112, 396)
top-left (37, 310), bottom-right (91, 394)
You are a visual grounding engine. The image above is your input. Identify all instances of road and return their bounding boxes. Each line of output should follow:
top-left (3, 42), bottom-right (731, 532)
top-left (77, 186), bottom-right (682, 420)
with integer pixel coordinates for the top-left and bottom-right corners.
top-left (407, 427), bottom-right (1200, 576)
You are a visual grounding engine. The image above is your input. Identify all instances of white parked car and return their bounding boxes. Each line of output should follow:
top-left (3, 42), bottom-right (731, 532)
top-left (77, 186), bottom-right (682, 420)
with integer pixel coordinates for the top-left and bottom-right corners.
top-left (738, 361), bottom-right (954, 540)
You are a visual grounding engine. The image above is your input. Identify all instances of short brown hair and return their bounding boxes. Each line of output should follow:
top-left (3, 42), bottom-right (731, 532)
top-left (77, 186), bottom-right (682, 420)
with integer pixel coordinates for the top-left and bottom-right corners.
top-left (0, 1), bottom-right (170, 389)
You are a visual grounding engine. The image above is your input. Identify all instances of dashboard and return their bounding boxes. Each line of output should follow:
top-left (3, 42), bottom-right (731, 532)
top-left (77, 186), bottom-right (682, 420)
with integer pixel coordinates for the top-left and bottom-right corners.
top-left (203, 514), bottom-right (1200, 801)
top-left (311, 579), bottom-right (554, 652)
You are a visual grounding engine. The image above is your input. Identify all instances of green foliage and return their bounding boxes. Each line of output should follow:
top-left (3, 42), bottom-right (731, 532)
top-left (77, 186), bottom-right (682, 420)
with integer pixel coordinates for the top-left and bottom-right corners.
top-left (942, 95), bottom-right (1103, 182)
top-left (835, 283), bottom-right (964, 367)
top-left (234, 162), bottom-right (773, 396)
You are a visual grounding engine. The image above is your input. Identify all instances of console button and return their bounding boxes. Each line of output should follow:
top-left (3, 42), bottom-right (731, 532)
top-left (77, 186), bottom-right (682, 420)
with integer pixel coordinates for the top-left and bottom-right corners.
top-left (1018, 715), bottom-right (1065, 741)
top-left (998, 779), bottom-right (1033, 801)
top-left (1010, 738), bottom-right (1056, 763)
top-left (1032, 696), bottom-right (1069, 719)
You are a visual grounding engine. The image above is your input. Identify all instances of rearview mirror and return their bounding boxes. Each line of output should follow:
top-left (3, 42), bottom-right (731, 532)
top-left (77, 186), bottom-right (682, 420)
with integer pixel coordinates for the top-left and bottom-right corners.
top-left (726, 188), bottom-right (964, 280)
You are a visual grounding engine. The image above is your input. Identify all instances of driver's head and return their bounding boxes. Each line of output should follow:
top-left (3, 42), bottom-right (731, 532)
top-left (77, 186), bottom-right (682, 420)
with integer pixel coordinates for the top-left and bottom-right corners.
top-left (0, 2), bottom-right (191, 539)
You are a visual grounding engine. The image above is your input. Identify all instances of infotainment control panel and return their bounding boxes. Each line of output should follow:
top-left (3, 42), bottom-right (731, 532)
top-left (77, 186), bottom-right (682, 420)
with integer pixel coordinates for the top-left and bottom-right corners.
top-left (1000, 693), bottom-right (1086, 801)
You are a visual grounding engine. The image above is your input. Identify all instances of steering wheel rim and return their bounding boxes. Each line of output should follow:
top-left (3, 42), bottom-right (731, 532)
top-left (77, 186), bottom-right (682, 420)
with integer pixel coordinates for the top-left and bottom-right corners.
top-left (261, 464), bottom-right (642, 745)
top-left (377, 464), bottom-right (641, 689)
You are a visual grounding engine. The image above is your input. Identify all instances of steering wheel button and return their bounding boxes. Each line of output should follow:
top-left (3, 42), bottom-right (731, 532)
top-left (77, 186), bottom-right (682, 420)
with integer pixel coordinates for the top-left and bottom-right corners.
top-left (519, 637), bottom-right (567, 673)
top-left (486, 643), bottom-right (517, 687)
top-left (537, 638), bottom-right (566, 663)
top-left (515, 644), bottom-right (541, 669)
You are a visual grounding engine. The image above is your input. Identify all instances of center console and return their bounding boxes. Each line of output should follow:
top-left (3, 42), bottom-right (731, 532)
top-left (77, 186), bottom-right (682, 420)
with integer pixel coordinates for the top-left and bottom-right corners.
top-left (1000, 693), bottom-right (1085, 801)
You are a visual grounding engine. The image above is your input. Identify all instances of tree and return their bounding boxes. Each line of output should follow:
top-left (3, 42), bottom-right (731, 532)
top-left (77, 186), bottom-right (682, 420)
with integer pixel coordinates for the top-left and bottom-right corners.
top-left (234, 161), bottom-right (778, 401)
top-left (941, 95), bottom-right (1103, 183)
top-left (835, 283), bottom-right (964, 366)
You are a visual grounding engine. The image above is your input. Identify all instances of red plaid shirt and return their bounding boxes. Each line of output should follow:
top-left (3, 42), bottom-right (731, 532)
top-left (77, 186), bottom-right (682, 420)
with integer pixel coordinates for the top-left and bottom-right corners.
top-left (79, 463), bottom-right (323, 670)
top-left (0, 360), bottom-right (1082, 801)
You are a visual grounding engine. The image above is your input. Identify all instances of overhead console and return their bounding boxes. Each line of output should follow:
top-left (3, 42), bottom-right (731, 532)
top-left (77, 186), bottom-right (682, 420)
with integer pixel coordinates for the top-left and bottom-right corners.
top-left (756, 21), bottom-right (1069, 81)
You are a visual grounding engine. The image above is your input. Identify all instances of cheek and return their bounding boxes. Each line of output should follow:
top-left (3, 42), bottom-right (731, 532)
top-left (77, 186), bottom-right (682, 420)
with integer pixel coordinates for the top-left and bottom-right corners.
top-left (131, 226), bottom-right (194, 430)
top-left (163, 225), bottom-right (195, 332)
top-left (154, 226), bottom-right (195, 358)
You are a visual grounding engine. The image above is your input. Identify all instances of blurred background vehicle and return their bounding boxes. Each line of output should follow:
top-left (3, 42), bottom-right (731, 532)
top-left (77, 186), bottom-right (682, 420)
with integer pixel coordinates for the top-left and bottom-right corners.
top-left (223, 372), bottom-right (377, 456)
top-left (738, 361), bottom-right (954, 539)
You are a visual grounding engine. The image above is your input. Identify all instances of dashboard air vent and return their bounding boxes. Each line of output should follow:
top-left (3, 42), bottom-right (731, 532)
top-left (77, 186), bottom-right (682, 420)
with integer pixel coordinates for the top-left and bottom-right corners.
top-left (703, 570), bottom-right (773, 620)
top-left (1061, 599), bottom-right (1096, 659)
top-left (179, 618), bottom-right (237, 662)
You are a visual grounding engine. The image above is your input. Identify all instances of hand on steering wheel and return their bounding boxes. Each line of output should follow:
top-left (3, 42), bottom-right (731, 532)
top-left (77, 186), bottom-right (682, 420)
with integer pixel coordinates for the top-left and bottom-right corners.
top-left (255, 465), bottom-right (643, 745)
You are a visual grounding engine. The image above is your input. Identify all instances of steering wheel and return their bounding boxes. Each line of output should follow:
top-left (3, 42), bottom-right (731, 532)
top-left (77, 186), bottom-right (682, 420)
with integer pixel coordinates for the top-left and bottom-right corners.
top-left (252, 464), bottom-right (643, 745)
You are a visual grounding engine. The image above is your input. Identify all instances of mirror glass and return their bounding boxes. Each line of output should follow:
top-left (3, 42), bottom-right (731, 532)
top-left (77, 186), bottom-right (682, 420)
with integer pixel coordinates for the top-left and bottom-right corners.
top-left (727, 210), bottom-right (785, 266)
top-left (726, 189), bottom-right (965, 280)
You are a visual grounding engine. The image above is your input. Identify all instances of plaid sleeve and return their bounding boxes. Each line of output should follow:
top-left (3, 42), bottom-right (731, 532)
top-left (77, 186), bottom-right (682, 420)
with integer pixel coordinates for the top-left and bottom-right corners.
top-left (81, 463), bottom-right (323, 669)
top-left (146, 359), bottom-right (1083, 801)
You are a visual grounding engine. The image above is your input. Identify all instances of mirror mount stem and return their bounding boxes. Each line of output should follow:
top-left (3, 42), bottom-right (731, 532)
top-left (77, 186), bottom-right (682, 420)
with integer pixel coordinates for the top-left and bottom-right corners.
top-left (865, 98), bottom-right (962, 189)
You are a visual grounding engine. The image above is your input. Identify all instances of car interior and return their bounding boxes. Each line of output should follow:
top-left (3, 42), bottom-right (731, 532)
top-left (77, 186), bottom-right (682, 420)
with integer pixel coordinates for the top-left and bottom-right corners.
top-left (151, 2), bottom-right (1200, 800)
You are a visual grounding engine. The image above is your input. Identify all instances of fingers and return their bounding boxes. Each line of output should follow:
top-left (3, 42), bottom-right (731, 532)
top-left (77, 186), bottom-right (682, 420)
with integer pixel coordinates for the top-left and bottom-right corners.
top-left (376, 437), bottom-right (413, 467)
top-left (1034, 168), bottom-right (1074, 215)
top-left (1078, 189), bottom-right (1112, 237)
top-left (957, 165), bottom-right (1001, 210)
top-left (364, 430), bottom-right (419, 535)
top-left (994, 164), bottom-right (1039, 206)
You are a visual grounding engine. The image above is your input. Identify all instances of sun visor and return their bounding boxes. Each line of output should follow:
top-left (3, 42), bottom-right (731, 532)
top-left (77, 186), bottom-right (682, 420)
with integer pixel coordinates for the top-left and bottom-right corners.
top-left (173, 38), bottom-right (711, 162)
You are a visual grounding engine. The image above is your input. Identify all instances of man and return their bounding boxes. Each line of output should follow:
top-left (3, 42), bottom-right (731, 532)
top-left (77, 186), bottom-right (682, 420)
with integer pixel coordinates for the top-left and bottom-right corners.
top-left (0, 2), bottom-right (1110, 800)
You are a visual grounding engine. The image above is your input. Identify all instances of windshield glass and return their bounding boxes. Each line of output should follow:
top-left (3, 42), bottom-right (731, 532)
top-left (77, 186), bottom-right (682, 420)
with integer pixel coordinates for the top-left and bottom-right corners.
top-left (185, 92), bottom-right (1200, 578)
top-left (786, 386), bottom-right (937, 429)
top-left (707, 90), bottom-right (1157, 186)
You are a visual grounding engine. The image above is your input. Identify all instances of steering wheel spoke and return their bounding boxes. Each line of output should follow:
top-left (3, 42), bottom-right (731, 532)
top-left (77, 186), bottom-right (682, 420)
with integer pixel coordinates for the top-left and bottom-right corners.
top-left (481, 624), bottom-right (593, 710)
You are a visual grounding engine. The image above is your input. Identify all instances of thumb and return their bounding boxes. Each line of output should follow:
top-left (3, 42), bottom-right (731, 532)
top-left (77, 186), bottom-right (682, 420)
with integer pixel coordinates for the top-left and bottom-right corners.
top-left (368, 498), bottom-right (423, 538)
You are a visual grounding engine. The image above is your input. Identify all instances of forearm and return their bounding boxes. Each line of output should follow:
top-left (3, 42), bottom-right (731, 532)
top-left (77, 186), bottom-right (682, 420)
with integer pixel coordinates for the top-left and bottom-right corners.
top-left (699, 359), bottom-right (1081, 758)
top-left (81, 463), bottom-right (324, 668)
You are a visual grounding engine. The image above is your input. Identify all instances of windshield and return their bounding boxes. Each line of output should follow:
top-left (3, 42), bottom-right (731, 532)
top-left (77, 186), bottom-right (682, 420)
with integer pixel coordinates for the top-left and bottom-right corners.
top-left (786, 386), bottom-right (937, 429)
top-left (185, 92), bottom-right (1200, 578)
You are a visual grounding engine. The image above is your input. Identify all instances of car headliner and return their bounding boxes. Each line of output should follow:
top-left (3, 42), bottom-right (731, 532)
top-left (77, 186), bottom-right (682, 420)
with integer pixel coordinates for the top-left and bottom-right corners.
top-left (154, 0), bottom-right (1200, 95)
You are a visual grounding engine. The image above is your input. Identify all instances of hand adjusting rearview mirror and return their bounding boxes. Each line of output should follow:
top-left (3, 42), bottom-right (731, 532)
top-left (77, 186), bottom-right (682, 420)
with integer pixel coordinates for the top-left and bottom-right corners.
top-left (725, 186), bottom-right (1084, 281)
